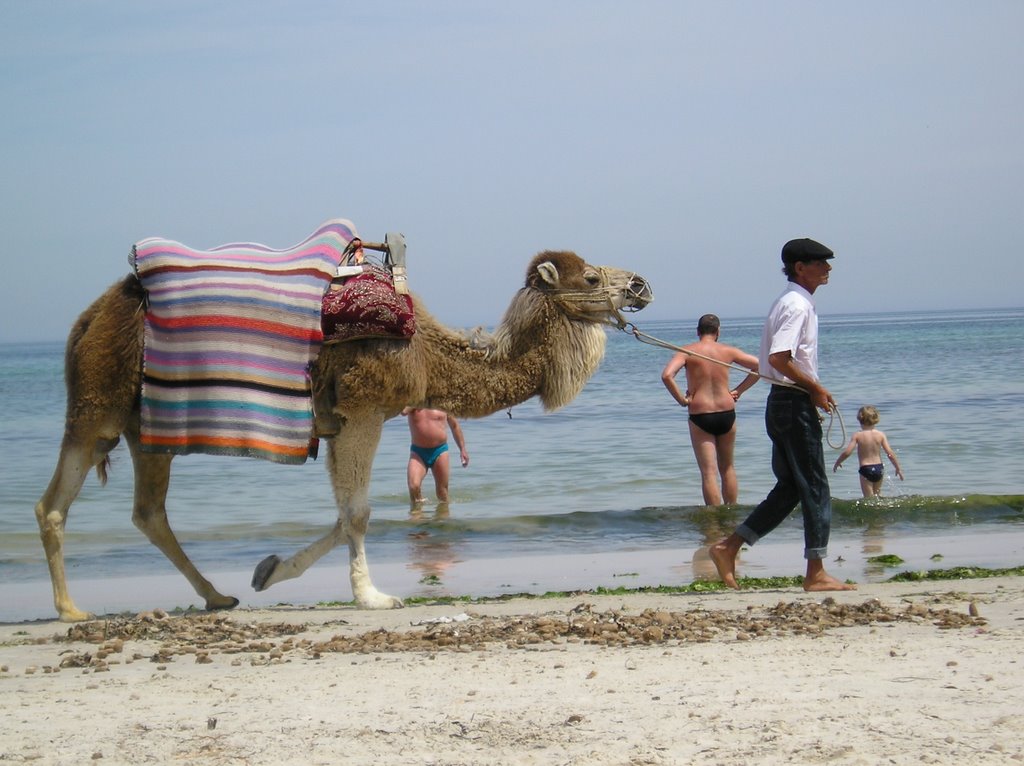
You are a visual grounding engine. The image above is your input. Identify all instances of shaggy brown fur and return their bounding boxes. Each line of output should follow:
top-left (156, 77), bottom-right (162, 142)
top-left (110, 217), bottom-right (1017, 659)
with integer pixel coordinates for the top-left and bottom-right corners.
top-left (35, 250), bottom-right (651, 621)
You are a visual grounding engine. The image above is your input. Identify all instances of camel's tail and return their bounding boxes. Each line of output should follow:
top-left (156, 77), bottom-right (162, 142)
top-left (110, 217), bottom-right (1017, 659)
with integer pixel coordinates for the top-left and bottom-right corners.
top-left (96, 455), bottom-right (111, 486)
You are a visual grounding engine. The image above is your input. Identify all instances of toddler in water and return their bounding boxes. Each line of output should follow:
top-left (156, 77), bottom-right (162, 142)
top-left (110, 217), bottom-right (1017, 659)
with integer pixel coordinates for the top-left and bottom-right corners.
top-left (833, 405), bottom-right (905, 497)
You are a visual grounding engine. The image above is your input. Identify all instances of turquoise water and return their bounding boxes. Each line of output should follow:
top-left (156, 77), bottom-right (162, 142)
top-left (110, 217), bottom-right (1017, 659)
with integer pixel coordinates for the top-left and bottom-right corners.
top-left (1, 307), bottom-right (1022, 619)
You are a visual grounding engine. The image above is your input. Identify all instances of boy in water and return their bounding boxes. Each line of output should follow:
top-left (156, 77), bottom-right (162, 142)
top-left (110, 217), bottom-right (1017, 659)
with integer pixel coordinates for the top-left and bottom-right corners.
top-left (833, 405), bottom-right (904, 497)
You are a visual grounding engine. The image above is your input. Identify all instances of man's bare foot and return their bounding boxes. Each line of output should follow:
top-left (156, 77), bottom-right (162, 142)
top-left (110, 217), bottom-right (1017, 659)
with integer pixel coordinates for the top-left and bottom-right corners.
top-left (803, 571), bottom-right (857, 592)
top-left (709, 542), bottom-right (739, 590)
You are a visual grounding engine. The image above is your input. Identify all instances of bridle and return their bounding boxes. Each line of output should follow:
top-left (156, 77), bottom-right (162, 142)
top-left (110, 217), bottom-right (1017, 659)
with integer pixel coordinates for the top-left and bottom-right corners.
top-left (548, 268), bottom-right (652, 329)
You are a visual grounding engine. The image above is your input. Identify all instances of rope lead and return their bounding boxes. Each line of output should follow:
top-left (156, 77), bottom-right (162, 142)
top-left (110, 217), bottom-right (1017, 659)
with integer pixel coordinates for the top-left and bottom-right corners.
top-left (622, 323), bottom-right (847, 450)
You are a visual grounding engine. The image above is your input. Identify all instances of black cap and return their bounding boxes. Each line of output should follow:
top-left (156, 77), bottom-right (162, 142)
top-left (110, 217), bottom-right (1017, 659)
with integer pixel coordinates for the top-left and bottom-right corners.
top-left (781, 238), bottom-right (834, 264)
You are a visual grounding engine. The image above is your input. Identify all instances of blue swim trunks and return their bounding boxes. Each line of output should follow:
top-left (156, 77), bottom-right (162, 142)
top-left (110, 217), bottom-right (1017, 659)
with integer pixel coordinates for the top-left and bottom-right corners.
top-left (410, 442), bottom-right (449, 469)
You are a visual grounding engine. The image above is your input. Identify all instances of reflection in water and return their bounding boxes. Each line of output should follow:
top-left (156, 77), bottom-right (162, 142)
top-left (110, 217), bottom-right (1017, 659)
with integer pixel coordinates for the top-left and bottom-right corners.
top-left (670, 506), bottom-right (743, 582)
top-left (862, 516), bottom-right (888, 580)
top-left (409, 500), bottom-right (450, 522)
top-left (407, 502), bottom-right (461, 585)
top-left (844, 495), bottom-right (898, 580)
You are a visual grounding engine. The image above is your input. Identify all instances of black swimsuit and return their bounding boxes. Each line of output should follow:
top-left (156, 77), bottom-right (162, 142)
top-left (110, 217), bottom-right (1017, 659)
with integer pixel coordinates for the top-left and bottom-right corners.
top-left (858, 463), bottom-right (884, 483)
top-left (689, 410), bottom-right (736, 437)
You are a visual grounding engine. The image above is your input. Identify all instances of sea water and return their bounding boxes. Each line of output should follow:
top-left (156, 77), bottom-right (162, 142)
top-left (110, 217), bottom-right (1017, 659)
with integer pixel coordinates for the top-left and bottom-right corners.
top-left (1, 308), bottom-right (1022, 620)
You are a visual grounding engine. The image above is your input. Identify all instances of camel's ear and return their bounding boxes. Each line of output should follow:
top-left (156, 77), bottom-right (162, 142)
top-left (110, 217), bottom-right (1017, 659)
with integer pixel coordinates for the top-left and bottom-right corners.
top-left (534, 261), bottom-right (560, 288)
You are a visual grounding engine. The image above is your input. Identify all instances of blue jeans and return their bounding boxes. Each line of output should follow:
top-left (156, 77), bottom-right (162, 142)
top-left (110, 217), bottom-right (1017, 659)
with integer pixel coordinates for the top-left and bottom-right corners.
top-left (736, 386), bottom-right (831, 560)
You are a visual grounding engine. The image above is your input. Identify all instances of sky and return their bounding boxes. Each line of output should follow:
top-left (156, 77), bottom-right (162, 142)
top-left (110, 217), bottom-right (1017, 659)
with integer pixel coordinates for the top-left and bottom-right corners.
top-left (1, 1), bottom-right (1021, 343)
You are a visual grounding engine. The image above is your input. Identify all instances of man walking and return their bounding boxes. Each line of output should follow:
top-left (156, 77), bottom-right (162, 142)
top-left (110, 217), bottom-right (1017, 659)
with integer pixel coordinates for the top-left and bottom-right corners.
top-left (710, 238), bottom-right (855, 592)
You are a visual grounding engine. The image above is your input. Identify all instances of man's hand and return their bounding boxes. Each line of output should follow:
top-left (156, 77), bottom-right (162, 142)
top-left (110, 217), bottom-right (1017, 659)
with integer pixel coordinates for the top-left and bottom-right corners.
top-left (808, 383), bottom-right (835, 413)
top-left (769, 351), bottom-right (833, 412)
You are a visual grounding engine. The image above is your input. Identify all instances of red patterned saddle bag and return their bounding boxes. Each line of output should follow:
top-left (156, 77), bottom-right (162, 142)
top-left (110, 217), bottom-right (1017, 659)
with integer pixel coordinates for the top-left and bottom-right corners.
top-left (321, 264), bottom-right (416, 343)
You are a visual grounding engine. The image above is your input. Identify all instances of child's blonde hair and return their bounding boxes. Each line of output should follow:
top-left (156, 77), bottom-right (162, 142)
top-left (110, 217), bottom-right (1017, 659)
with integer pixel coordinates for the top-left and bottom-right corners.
top-left (857, 405), bottom-right (880, 426)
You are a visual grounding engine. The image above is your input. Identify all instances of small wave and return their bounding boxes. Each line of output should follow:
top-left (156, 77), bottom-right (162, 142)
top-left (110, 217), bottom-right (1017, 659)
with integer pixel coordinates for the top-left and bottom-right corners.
top-left (3, 494), bottom-right (1020, 586)
top-left (831, 494), bottom-right (1023, 526)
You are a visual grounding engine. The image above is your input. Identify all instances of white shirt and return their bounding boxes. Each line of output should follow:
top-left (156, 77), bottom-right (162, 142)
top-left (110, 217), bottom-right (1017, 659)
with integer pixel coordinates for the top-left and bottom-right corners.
top-left (758, 282), bottom-right (819, 384)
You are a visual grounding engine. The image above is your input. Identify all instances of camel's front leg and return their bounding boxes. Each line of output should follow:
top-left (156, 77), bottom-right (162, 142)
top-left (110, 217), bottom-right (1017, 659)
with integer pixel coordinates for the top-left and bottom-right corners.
top-left (125, 430), bottom-right (238, 612)
top-left (344, 498), bottom-right (404, 609)
top-left (329, 414), bottom-right (403, 609)
top-left (250, 493), bottom-right (401, 608)
top-left (250, 411), bottom-right (402, 608)
top-left (251, 520), bottom-right (348, 590)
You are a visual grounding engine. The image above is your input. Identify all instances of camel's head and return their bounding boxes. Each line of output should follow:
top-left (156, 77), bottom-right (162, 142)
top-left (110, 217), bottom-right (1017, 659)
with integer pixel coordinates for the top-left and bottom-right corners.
top-left (525, 250), bottom-right (653, 325)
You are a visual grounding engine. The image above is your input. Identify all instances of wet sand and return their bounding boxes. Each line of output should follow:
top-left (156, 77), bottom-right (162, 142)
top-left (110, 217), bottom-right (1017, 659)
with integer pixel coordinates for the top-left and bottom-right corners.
top-left (4, 526), bottom-right (1024, 624)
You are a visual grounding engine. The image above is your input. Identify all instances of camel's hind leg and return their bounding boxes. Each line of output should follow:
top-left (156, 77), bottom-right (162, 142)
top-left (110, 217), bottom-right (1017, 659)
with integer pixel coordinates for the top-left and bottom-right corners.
top-left (34, 437), bottom-right (119, 622)
top-left (123, 424), bottom-right (239, 612)
top-left (251, 411), bottom-right (403, 609)
top-left (37, 274), bottom-right (149, 621)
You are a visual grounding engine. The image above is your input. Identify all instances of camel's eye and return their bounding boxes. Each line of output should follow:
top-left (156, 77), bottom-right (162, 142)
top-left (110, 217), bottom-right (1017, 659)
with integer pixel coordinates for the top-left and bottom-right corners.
top-left (583, 271), bottom-right (601, 287)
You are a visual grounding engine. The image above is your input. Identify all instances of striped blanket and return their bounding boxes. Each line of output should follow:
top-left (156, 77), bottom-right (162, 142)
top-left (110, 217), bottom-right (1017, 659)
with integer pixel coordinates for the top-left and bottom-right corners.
top-left (132, 219), bottom-right (358, 464)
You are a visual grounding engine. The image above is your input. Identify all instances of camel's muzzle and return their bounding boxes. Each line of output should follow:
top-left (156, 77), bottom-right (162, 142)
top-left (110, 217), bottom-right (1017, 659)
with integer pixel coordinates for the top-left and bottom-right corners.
top-left (622, 274), bottom-right (653, 312)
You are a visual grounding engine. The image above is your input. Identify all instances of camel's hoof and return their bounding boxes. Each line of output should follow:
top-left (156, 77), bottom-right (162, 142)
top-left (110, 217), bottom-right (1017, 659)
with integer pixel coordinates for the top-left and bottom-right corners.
top-left (206, 596), bottom-right (240, 612)
top-left (251, 555), bottom-right (281, 592)
top-left (58, 608), bottom-right (96, 623)
top-left (358, 593), bottom-right (405, 610)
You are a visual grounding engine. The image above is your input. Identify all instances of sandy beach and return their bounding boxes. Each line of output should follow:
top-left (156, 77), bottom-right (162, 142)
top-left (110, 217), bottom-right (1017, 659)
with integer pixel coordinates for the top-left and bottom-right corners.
top-left (2, 576), bottom-right (1023, 765)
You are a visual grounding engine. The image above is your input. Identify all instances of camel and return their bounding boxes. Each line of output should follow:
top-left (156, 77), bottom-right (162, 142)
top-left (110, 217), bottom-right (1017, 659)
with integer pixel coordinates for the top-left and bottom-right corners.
top-left (35, 249), bottom-right (652, 621)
